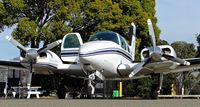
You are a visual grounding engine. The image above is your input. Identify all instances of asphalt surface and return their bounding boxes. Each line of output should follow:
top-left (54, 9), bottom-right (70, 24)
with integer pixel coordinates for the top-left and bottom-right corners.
top-left (0, 99), bottom-right (200, 107)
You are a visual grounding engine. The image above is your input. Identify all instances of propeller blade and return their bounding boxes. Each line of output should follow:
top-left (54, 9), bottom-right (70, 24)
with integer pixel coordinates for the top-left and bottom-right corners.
top-left (6, 36), bottom-right (28, 52)
top-left (162, 54), bottom-right (190, 65)
top-left (147, 19), bottom-right (156, 49)
top-left (129, 58), bottom-right (151, 78)
top-left (27, 61), bottom-right (33, 90)
top-left (37, 39), bottom-right (62, 53)
top-left (129, 62), bottom-right (145, 78)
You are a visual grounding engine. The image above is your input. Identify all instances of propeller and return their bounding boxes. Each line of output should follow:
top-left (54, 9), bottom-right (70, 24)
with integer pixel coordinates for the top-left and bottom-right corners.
top-left (6, 36), bottom-right (28, 53)
top-left (129, 58), bottom-right (150, 78)
top-left (147, 19), bottom-right (156, 50)
top-left (37, 40), bottom-right (62, 54)
top-left (147, 19), bottom-right (190, 66)
top-left (162, 54), bottom-right (190, 65)
top-left (129, 19), bottom-right (190, 78)
top-left (6, 36), bottom-right (62, 61)
top-left (6, 36), bottom-right (62, 89)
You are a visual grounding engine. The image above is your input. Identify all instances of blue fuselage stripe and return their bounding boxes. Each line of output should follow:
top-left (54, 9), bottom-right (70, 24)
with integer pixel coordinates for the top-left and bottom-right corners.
top-left (61, 48), bottom-right (132, 61)
top-left (61, 49), bottom-right (79, 56)
top-left (80, 50), bottom-right (132, 62)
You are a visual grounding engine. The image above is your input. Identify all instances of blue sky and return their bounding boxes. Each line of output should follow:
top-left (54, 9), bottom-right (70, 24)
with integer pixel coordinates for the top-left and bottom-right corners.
top-left (156, 0), bottom-right (200, 45)
top-left (0, 27), bottom-right (19, 59)
top-left (0, 0), bottom-right (200, 59)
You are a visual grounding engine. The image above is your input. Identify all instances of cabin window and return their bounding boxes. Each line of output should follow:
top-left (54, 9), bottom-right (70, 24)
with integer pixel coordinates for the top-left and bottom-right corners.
top-left (119, 36), bottom-right (127, 50)
top-left (88, 32), bottom-right (119, 44)
top-left (127, 46), bottom-right (130, 53)
top-left (63, 34), bottom-right (80, 48)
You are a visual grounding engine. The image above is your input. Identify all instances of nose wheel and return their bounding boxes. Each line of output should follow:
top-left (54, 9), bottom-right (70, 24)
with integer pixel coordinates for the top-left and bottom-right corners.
top-left (87, 73), bottom-right (95, 98)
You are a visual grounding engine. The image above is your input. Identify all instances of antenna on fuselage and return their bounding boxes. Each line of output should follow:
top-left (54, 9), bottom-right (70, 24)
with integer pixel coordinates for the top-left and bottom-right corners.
top-left (130, 22), bottom-right (136, 61)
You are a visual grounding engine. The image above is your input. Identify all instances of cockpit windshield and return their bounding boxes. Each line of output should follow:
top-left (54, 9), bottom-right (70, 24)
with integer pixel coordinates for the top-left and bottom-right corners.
top-left (88, 32), bottom-right (119, 44)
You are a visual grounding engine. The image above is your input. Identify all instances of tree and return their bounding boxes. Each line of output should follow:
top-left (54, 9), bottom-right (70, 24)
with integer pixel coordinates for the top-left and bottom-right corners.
top-left (0, 0), bottom-right (160, 50)
top-left (196, 34), bottom-right (200, 57)
top-left (171, 41), bottom-right (198, 95)
top-left (158, 39), bottom-right (169, 45)
top-left (171, 41), bottom-right (196, 59)
top-left (0, 2), bottom-right (11, 31)
top-left (0, 0), bottom-right (84, 48)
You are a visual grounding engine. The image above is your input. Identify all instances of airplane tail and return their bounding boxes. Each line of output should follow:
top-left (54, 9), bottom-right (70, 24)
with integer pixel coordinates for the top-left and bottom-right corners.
top-left (130, 22), bottom-right (136, 61)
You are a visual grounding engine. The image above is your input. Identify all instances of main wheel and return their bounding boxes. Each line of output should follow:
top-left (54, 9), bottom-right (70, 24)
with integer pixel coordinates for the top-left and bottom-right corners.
top-left (150, 84), bottom-right (159, 99)
top-left (86, 86), bottom-right (93, 99)
top-left (57, 84), bottom-right (66, 99)
top-left (149, 73), bottom-right (160, 99)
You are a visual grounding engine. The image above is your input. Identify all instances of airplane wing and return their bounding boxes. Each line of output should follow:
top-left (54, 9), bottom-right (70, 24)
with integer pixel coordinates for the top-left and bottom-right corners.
top-left (118, 58), bottom-right (200, 79)
top-left (21, 62), bottom-right (86, 77)
top-left (0, 59), bottom-right (27, 70)
top-left (134, 58), bottom-right (200, 76)
top-left (169, 58), bottom-right (200, 73)
top-left (0, 59), bottom-right (87, 78)
top-left (54, 63), bottom-right (87, 77)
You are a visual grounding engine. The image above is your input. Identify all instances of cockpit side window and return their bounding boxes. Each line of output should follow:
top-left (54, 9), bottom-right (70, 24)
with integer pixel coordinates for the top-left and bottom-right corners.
top-left (63, 34), bottom-right (80, 48)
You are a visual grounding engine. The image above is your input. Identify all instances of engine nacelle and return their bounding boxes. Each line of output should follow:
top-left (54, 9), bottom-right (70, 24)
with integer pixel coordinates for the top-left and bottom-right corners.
top-left (141, 45), bottom-right (177, 61)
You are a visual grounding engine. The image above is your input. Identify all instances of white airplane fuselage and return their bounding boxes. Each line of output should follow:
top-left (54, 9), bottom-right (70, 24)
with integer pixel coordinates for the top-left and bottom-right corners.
top-left (79, 41), bottom-right (133, 78)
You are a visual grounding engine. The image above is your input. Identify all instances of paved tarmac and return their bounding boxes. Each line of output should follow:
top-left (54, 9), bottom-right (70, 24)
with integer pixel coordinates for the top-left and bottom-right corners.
top-left (0, 99), bottom-right (200, 107)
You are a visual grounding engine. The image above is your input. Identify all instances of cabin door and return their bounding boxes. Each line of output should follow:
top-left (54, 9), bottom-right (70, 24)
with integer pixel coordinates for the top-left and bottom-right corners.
top-left (61, 33), bottom-right (83, 63)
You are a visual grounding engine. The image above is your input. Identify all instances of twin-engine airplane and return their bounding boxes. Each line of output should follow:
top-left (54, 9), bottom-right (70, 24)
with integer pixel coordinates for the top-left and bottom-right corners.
top-left (0, 19), bottom-right (200, 98)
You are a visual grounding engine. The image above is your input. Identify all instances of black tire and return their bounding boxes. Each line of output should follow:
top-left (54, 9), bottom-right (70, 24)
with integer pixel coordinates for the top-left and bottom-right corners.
top-left (86, 86), bottom-right (92, 99)
top-left (150, 90), bottom-right (158, 99)
top-left (150, 84), bottom-right (159, 99)
top-left (57, 84), bottom-right (66, 99)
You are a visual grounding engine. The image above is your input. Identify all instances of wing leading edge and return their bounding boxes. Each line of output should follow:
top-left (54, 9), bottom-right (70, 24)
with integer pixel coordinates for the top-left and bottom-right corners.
top-left (169, 58), bottom-right (200, 73)
top-left (0, 59), bottom-right (26, 70)
top-left (0, 59), bottom-right (86, 77)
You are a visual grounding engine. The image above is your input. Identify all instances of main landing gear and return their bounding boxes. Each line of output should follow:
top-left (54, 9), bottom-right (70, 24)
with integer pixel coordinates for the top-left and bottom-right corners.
top-left (86, 73), bottom-right (95, 98)
top-left (150, 73), bottom-right (163, 99)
